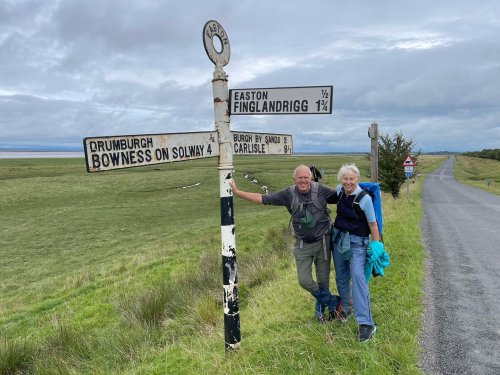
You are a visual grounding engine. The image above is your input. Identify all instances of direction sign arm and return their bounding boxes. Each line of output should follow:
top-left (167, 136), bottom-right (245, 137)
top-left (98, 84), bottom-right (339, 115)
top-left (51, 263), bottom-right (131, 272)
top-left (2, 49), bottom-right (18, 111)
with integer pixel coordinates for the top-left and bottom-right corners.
top-left (230, 179), bottom-right (263, 204)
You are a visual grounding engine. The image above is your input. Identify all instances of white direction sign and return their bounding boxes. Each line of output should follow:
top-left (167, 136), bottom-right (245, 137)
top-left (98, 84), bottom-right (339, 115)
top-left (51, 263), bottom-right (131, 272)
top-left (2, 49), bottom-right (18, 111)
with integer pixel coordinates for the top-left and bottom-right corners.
top-left (84, 131), bottom-right (293, 172)
top-left (83, 132), bottom-right (219, 173)
top-left (404, 166), bottom-right (414, 173)
top-left (229, 86), bottom-right (333, 115)
top-left (232, 131), bottom-right (292, 155)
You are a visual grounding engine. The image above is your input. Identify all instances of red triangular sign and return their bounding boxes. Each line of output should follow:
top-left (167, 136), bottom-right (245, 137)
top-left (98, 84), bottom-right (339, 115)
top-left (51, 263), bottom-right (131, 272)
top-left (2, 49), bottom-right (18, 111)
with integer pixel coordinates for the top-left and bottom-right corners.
top-left (402, 155), bottom-right (414, 166)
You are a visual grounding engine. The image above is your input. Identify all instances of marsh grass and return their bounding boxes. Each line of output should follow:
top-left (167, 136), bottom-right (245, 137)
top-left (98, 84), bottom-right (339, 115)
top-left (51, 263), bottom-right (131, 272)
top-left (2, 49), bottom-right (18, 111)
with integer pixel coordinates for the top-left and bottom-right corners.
top-left (0, 155), bottom-right (444, 374)
top-left (454, 155), bottom-right (500, 195)
top-left (0, 338), bottom-right (35, 374)
top-left (115, 225), bottom-right (291, 330)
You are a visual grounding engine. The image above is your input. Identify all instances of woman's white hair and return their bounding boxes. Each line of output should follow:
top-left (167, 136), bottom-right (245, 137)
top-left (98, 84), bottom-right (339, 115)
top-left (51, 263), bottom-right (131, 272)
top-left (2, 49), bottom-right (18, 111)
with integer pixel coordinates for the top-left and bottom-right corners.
top-left (337, 163), bottom-right (360, 181)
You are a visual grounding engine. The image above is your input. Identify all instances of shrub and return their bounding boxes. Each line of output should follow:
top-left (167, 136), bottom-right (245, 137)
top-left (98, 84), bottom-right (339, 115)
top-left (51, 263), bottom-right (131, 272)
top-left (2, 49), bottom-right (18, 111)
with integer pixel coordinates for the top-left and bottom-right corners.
top-left (379, 131), bottom-right (420, 197)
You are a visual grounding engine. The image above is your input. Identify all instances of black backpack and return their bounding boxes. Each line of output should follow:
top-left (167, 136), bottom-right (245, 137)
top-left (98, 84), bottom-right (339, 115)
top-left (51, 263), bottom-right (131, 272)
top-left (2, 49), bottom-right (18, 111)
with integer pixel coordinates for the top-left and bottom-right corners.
top-left (309, 165), bottom-right (322, 182)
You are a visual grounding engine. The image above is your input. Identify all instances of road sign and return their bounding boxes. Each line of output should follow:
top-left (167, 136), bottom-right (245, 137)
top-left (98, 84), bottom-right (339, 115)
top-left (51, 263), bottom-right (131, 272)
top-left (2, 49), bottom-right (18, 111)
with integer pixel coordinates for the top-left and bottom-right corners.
top-left (405, 171), bottom-right (412, 177)
top-left (404, 165), bottom-right (414, 173)
top-left (83, 131), bottom-right (219, 173)
top-left (232, 131), bottom-right (292, 155)
top-left (402, 155), bottom-right (414, 166)
top-left (229, 86), bottom-right (333, 115)
top-left (84, 131), bottom-right (294, 172)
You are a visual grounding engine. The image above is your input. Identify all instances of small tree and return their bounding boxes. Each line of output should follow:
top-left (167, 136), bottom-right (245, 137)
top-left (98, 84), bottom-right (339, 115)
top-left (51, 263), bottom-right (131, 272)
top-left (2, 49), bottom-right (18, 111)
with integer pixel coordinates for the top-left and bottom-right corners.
top-left (378, 130), bottom-right (420, 197)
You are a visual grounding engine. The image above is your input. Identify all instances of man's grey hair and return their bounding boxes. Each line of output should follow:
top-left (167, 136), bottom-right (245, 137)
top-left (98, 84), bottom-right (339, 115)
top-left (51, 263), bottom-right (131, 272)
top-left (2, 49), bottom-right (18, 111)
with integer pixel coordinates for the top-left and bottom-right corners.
top-left (293, 164), bottom-right (312, 178)
top-left (337, 163), bottom-right (360, 181)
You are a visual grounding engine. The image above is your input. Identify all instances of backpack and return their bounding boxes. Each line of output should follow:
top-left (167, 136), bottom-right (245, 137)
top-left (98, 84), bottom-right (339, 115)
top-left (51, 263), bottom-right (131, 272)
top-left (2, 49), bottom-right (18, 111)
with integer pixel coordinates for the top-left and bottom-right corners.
top-left (290, 181), bottom-right (324, 215)
top-left (353, 182), bottom-right (383, 238)
top-left (286, 181), bottom-right (332, 243)
top-left (309, 165), bottom-right (322, 182)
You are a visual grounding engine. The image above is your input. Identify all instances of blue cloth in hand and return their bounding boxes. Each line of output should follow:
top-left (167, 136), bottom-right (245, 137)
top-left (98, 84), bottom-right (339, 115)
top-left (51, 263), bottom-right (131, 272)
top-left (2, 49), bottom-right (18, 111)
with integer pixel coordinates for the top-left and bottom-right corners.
top-left (365, 240), bottom-right (390, 282)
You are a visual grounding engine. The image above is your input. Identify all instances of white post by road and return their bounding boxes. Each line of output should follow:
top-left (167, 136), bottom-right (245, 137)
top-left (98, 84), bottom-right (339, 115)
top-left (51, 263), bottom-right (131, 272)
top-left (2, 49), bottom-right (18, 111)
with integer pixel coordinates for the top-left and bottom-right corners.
top-left (203, 20), bottom-right (240, 350)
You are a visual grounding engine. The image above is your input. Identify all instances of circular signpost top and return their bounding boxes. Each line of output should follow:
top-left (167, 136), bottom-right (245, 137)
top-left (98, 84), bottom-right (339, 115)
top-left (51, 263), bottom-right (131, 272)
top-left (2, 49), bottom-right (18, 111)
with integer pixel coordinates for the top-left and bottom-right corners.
top-left (203, 20), bottom-right (230, 66)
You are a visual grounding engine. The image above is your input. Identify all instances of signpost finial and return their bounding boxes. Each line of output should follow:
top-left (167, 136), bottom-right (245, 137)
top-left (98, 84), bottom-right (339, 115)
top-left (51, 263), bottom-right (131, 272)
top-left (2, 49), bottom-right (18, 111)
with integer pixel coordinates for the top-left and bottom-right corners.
top-left (203, 20), bottom-right (230, 67)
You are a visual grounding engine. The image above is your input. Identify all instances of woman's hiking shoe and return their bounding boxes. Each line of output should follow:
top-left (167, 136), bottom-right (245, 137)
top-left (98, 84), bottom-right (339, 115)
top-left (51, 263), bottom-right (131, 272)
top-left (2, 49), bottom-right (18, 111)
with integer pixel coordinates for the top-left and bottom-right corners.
top-left (357, 324), bottom-right (376, 342)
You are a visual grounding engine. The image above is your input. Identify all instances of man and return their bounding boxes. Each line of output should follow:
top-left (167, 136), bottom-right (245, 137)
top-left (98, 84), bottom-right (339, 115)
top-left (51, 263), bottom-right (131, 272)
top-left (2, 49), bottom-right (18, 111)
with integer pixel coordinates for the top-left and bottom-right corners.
top-left (229, 164), bottom-right (340, 322)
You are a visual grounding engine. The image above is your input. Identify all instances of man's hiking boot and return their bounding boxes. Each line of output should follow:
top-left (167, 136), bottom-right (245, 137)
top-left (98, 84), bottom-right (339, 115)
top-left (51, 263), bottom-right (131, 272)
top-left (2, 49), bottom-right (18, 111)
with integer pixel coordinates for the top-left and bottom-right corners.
top-left (324, 294), bottom-right (342, 321)
top-left (336, 310), bottom-right (352, 322)
top-left (328, 304), bottom-right (341, 321)
top-left (315, 300), bottom-right (327, 324)
top-left (316, 313), bottom-right (328, 324)
top-left (357, 324), bottom-right (376, 343)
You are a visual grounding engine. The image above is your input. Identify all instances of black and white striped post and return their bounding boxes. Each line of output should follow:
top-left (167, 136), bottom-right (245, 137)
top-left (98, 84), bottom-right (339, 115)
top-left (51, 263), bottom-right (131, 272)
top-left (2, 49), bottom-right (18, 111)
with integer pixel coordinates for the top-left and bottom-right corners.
top-left (203, 20), bottom-right (240, 350)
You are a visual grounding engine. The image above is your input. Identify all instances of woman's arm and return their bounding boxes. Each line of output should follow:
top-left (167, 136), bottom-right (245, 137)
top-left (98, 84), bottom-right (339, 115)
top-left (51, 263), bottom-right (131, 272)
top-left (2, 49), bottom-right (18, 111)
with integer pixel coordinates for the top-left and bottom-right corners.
top-left (368, 221), bottom-right (381, 242)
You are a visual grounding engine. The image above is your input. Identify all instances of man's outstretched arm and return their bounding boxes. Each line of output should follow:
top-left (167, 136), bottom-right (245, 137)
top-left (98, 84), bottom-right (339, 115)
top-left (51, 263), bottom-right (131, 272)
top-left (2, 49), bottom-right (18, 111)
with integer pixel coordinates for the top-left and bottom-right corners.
top-left (229, 179), bottom-right (263, 204)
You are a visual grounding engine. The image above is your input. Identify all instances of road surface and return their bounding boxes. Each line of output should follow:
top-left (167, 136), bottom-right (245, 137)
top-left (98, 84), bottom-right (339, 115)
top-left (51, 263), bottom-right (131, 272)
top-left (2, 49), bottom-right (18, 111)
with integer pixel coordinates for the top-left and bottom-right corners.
top-left (419, 156), bottom-right (500, 374)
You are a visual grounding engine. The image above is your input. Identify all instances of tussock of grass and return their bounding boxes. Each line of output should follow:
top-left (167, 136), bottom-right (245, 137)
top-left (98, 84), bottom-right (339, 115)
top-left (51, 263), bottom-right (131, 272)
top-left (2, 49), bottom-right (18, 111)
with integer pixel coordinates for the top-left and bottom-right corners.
top-left (117, 282), bottom-right (179, 328)
top-left (0, 337), bottom-right (35, 374)
top-left (1, 319), bottom-right (159, 374)
top-left (193, 295), bottom-right (220, 328)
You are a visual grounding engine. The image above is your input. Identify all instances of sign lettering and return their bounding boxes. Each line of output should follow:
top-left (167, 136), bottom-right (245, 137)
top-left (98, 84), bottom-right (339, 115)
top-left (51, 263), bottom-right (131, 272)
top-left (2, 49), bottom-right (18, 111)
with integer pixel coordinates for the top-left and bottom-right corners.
top-left (84, 131), bottom-right (293, 172)
top-left (83, 132), bottom-right (219, 173)
top-left (232, 131), bottom-right (293, 155)
top-left (230, 86), bottom-right (333, 115)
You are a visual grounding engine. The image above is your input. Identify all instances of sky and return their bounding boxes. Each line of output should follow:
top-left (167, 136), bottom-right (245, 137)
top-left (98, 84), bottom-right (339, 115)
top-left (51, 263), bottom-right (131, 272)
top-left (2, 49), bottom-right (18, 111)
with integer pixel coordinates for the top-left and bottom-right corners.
top-left (1, 0), bottom-right (499, 153)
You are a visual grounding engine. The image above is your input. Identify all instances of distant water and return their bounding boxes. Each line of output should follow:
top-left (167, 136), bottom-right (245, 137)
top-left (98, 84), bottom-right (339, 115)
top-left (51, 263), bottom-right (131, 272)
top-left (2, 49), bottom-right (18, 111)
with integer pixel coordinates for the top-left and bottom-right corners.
top-left (0, 151), bottom-right (84, 159)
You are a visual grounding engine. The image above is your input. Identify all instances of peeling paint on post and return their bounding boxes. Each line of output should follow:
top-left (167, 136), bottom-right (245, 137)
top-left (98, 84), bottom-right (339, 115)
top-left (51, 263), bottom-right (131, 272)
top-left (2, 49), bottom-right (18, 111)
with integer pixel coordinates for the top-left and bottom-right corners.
top-left (203, 20), bottom-right (241, 350)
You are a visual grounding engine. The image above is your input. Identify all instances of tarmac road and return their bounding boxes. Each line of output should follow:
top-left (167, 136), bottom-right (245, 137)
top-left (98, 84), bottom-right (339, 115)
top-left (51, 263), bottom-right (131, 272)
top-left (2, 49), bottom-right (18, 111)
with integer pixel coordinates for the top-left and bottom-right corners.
top-left (419, 156), bottom-right (500, 374)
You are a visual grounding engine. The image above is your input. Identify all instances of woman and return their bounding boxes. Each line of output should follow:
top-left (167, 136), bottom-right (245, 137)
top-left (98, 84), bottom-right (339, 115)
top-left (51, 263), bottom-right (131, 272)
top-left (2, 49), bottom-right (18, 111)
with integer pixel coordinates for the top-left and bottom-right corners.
top-left (330, 163), bottom-right (380, 342)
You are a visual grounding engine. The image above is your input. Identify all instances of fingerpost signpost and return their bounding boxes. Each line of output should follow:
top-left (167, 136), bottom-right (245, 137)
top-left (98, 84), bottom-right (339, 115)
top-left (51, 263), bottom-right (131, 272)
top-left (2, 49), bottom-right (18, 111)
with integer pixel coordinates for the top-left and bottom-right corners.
top-left (83, 20), bottom-right (333, 351)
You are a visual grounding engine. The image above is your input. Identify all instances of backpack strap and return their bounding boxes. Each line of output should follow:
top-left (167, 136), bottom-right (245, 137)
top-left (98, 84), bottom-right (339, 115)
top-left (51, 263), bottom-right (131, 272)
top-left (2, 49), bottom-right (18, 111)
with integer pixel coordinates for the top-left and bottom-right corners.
top-left (290, 182), bottom-right (323, 213)
top-left (289, 185), bottom-right (300, 215)
top-left (310, 181), bottom-right (324, 212)
top-left (353, 189), bottom-right (368, 220)
top-left (287, 185), bottom-right (300, 243)
top-left (338, 188), bottom-right (344, 202)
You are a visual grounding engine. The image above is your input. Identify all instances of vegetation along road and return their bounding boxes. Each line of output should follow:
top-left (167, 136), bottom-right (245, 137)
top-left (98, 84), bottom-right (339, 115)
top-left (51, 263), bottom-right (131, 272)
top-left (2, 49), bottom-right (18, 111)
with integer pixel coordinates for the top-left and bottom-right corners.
top-left (419, 156), bottom-right (500, 374)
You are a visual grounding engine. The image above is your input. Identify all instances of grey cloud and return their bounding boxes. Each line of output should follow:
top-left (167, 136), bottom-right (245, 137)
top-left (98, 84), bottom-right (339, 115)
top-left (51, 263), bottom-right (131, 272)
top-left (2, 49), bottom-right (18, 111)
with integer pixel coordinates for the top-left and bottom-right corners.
top-left (1, 0), bottom-right (499, 153)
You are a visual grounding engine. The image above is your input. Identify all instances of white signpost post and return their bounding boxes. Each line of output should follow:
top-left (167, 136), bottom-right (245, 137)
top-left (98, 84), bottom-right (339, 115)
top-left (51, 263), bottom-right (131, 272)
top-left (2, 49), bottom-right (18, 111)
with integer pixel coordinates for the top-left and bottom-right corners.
top-left (202, 19), bottom-right (243, 351)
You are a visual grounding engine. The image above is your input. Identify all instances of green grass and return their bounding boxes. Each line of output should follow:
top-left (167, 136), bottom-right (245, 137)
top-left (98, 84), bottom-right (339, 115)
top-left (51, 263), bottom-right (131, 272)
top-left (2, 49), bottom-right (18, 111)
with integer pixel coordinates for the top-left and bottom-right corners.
top-left (454, 155), bottom-right (500, 195)
top-left (0, 155), bottom-right (444, 374)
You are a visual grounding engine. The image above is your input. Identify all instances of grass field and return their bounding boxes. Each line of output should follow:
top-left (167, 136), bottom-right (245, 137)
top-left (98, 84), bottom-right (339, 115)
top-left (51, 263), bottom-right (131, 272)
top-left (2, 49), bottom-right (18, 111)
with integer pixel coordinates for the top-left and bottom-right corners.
top-left (454, 155), bottom-right (500, 195)
top-left (1, 154), bottom-right (445, 374)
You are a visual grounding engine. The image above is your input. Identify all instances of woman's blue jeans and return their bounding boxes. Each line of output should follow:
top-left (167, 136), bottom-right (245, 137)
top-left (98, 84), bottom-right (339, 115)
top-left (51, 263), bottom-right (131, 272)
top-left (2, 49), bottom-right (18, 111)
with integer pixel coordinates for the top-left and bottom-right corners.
top-left (332, 233), bottom-right (374, 326)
